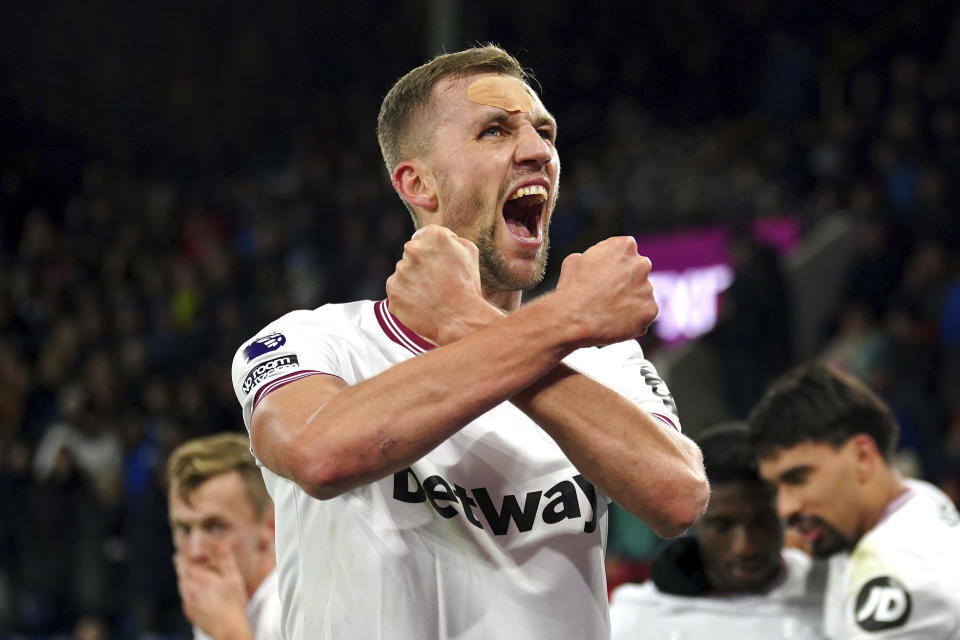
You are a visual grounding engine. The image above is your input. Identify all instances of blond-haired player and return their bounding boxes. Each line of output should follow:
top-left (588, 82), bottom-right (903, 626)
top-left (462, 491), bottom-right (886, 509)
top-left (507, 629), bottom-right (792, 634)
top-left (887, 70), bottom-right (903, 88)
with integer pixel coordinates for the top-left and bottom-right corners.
top-left (167, 433), bottom-right (280, 640)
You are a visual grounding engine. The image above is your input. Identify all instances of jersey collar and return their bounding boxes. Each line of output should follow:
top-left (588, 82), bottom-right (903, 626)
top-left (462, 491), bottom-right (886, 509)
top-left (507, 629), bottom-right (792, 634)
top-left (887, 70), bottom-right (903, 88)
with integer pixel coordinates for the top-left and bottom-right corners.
top-left (375, 299), bottom-right (437, 355)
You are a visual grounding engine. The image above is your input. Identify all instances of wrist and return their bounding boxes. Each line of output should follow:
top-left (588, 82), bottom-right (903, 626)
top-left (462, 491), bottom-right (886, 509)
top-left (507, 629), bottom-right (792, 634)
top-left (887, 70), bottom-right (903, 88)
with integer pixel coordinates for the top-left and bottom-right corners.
top-left (206, 608), bottom-right (253, 640)
top-left (436, 299), bottom-right (504, 345)
top-left (532, 291), bottom-right (593, 350)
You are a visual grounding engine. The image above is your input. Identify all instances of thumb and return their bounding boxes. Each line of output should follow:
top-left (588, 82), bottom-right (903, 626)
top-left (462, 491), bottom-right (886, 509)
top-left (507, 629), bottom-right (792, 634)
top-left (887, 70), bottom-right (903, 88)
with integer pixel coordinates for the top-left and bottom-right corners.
top-left (561, 252), bottom-right (582, 268)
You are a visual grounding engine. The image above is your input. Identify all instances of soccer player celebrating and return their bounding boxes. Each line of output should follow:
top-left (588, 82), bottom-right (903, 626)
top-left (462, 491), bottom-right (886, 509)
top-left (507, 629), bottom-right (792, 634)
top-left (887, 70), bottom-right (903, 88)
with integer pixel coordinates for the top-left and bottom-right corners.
top-left (232, 45), bottom-right (708, 639)
top-left (749, 362), bottom-right (960, 638)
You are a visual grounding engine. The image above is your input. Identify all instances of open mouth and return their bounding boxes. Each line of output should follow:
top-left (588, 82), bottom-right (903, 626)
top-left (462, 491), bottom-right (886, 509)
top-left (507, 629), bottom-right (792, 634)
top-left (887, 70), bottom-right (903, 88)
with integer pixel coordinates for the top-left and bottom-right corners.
top-left (502, 185), bottom-right (546, 242)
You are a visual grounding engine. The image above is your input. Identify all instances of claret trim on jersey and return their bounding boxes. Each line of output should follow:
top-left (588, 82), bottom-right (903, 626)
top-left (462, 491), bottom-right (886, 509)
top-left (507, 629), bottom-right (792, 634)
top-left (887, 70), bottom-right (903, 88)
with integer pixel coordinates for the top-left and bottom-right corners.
top-left (253, 369), bottom-right (337, 410)
top-left (376, 299), bottom-right (437, 355)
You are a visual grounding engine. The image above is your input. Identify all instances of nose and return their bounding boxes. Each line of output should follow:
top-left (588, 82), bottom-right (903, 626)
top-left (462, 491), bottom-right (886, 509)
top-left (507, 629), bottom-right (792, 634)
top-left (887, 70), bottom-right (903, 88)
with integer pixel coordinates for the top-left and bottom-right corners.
top-left (776, 487), bottom-right (802, 522)
top-left (730, 525), bottom-right (765, 557)
top-left (514, 125), bottom-right (553, 170)
top-left (184, 529), bottom-right (211, 562)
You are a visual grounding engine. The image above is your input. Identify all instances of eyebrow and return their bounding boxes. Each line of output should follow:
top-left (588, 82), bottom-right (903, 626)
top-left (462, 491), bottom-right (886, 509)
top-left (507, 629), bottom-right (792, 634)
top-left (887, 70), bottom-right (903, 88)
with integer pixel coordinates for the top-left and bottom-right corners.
top-left (482, 111), bottom-right (558, 133)
top-left (169, 514), bottom-right (227, 527)
top-left (777, 465), bottom-right (813, 483)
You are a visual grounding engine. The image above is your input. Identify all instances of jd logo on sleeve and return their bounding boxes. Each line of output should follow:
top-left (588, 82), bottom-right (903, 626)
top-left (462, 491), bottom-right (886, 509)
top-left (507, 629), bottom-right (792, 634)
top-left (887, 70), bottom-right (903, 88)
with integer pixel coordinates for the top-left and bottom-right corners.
top-left (855, 576), bottom-right (911, 631)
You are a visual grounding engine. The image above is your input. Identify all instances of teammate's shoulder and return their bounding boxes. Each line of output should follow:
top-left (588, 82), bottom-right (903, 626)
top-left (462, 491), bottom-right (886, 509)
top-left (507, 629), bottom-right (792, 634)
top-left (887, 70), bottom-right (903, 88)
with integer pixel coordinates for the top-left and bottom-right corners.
top-left (609, 580), bottom-right (661, 607)
top-left (781, 547), bottom-right (813, 579)
top-left (903, 478), bottom-right (960, 529)
top-left (848, 492), bottom-right (960, 632)
top-left (846, 570), bottom-right (959, 634)
top-left (868, 481), bottom-right (960, 557)
top-left (778, 548), bottom-right (828, 603)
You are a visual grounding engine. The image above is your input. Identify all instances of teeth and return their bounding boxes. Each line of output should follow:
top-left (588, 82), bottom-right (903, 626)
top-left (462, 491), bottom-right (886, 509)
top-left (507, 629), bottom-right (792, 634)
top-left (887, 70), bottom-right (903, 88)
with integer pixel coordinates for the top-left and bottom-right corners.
top-left (508, 185), bottom-right (548, 201)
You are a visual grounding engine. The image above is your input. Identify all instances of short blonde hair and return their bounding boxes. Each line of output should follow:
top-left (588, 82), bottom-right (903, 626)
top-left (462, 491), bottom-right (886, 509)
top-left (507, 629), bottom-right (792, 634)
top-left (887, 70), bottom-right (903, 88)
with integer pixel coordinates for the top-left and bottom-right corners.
top-left (166, 432), bottom-right (271, 516)
top-left (377, 45), bottom-right (531, 219)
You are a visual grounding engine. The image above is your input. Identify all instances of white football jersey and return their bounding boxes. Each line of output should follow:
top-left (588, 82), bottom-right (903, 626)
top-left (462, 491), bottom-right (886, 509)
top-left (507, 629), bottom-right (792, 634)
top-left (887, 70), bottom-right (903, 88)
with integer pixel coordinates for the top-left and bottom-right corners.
top-left (824, 479), bottom-right (960, 639)
top-left (232, 299), bottom-right (680, 640)
top-left (194, 568), bottom-right (281, 640)
top-left (609, 548), bottom-right (826, 640)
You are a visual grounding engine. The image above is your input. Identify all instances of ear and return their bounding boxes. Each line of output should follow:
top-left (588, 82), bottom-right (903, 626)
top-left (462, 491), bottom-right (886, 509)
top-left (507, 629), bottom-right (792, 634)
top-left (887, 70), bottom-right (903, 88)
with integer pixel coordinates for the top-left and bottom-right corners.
top-left (849, 433), bottom-right (880, 483)
top-left (393, 161), bottom-right (438, 214)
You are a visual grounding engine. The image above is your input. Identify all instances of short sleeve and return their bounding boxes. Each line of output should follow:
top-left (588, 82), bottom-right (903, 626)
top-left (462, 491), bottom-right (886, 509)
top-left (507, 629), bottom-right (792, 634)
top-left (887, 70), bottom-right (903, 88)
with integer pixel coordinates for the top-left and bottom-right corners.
top-left (231, 309), bottom-right (345, 425)
top-left (563, 339), bottom-right (681, 432)
top-left (841, 557), bottom-right (959, 638)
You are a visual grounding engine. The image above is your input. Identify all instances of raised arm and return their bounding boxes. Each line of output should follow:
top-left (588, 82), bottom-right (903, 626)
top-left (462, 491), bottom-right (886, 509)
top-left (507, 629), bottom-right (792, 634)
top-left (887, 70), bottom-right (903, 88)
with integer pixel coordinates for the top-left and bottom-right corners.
top-left (250, 226), bottom-right (707, 536)
top-left (386, 227), bottom-right (706, 536)
top-left (250, 294), bottom-right (583, 501)
top-left (511, 242), bottom-right (707, 537)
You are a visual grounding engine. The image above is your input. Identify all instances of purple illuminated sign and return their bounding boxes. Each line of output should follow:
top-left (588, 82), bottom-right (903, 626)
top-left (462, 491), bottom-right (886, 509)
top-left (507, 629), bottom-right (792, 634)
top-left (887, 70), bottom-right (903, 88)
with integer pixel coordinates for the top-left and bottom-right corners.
top-left (634, 217), bottom-right (799, 344)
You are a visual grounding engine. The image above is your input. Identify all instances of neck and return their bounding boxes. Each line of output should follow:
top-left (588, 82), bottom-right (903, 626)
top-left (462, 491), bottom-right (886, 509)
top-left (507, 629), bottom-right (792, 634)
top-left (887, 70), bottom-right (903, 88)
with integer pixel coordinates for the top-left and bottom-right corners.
top-left (482, 286), bottom-right (523, 313)
top-left (859, 466), bottom-right (908, 542)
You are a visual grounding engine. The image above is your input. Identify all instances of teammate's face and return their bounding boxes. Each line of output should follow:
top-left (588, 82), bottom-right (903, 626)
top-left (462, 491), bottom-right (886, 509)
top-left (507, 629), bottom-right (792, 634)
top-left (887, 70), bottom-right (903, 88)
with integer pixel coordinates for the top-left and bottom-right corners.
top-left (168, 471), bottom-right (272, 589)
top-left (759, 442), bottom-right (860, 559)
top-left (422, 73), bottom-right (560, 292)
top-left (696, 482), bottom-right (784, 593)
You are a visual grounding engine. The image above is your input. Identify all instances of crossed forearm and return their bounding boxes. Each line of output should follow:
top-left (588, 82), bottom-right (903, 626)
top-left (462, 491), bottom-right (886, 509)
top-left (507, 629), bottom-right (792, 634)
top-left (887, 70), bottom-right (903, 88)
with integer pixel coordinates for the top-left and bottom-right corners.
top-left (512, 364), bottom-right (707, 537)
top-left (255, 294), bottom-right (585, 498)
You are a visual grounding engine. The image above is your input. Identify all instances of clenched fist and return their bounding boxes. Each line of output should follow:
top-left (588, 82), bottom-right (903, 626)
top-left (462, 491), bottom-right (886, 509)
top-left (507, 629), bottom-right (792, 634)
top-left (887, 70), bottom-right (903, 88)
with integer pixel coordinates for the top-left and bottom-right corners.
top-left (386, 225), bottom-right (501, 345)
top-left (555, 236), bottom-right (659, 346)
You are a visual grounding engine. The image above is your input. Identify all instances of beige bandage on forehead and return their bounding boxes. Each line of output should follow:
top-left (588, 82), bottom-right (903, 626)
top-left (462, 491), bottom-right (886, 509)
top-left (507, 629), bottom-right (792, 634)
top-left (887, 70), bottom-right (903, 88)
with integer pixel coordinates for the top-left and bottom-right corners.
top-left (467, 76), bottom-right (535, 113)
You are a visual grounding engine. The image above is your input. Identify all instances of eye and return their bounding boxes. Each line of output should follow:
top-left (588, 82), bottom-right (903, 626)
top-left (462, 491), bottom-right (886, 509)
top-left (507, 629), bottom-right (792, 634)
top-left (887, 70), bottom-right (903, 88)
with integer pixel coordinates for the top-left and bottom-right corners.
top-left (703, 517), bottom-right (733, 534)
top-left (781, 469), bottom-right (811, 486)
top-left (538, 128), bottom-right (555, 142)
top-left (204, 520), bottom-right (229, 536)
top-left (480, 125), bottom-right (504, 138)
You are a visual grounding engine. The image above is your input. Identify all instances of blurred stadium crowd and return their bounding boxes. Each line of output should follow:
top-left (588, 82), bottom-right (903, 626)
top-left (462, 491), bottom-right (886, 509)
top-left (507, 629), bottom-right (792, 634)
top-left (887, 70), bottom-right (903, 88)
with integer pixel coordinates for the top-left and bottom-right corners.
top-left (1, 1), bottom-right (959, 637)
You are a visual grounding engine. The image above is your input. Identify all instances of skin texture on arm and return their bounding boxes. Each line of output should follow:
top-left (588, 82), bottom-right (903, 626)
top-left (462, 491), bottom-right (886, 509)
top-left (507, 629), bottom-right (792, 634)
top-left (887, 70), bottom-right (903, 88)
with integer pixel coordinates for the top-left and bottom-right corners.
top-left (512, 365), bottom-right (706, 537)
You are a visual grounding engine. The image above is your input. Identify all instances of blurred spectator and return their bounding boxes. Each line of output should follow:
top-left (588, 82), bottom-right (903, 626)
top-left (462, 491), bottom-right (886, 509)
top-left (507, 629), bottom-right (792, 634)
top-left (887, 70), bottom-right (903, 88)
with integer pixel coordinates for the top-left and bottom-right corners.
top-left (710, 228), bottom-right (793, 418)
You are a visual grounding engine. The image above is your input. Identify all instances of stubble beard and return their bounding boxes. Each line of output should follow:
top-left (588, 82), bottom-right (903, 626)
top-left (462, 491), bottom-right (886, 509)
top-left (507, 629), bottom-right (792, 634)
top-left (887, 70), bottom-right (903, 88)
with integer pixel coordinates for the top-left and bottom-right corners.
top-left (443, 184), bottom-right (551, 293)
top-left (474, 221), bottom-right (550, 292)
top-left (807, 520), bottom-right (853, 559)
